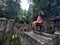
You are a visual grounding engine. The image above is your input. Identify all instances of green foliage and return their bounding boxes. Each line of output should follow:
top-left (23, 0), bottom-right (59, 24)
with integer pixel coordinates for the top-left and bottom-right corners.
top-left (5, 0), bottom-right (20, 19)
top-left (32, 0), bottom-right (41, 20)
top-left (0, 0), bottom-right (20, 19)
top-left (18, 8), bottom-right (28, 23)
top-left (21, 16), bottom-right (26, 20)
top-left (32, 0), bottom-right (60, 20)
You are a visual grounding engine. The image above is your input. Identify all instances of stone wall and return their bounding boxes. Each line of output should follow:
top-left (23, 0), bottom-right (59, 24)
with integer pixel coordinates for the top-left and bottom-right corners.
top-left (54, 31), bottom-right (60, 45)
top-left (24, 32), bottom-right (58, 45)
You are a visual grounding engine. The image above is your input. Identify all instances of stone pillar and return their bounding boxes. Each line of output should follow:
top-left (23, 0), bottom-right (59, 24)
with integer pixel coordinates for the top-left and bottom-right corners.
top-left (6, 19), bottom-right (15, 33)
top-left (0, 18), bottom-right (7, 45)
top-left (5, 19), bottom-right (15, 45)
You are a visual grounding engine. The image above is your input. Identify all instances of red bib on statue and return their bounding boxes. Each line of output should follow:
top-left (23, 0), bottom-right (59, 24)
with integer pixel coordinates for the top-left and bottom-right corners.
top-left (36, 16), bottom-right (43, 24)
